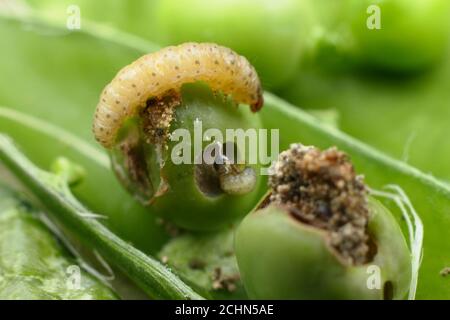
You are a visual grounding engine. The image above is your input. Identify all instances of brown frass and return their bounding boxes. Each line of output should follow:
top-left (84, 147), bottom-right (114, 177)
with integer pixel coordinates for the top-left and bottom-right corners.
top-left (140, 90), bottom-right (181, 146)
top-left (269, 144), bottom-right (370, 265)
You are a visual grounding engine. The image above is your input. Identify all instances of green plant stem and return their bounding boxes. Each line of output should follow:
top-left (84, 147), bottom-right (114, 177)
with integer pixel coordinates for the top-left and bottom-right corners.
top-left (0, 185), bottom-right (118, 300)
top-left (0, 134), bottom-right (203, 300)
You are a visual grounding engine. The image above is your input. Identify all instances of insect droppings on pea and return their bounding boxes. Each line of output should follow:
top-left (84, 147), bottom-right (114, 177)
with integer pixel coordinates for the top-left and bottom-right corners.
top-left (235, 144), bottom-right (412, 299)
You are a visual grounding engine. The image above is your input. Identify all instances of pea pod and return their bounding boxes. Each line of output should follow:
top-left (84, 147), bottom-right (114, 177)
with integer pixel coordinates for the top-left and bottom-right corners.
top-left (1, 11), bottom-right (450, 298)
top-left (235, 145), bottom-right (412, 299)
top-left (0, 186), bottom-right (117, 300)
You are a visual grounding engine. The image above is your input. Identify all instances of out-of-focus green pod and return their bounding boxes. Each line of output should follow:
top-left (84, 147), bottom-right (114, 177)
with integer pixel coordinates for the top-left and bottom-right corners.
top-left (158, 228), bottom-right (246, 300)
top-left (235, 197), bottom-right (411, 299)
top-left (349, 0), bottom-right (450, 72)
top-left (9, 0), bottom-right (160, 42)
top-left (154, 0), bottom-right (312, 89)
top-left (0, 186), bottom-right (117, 300)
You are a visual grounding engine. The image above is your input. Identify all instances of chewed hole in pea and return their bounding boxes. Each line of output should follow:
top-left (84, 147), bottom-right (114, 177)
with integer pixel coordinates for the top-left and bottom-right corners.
top-left (195, 141), bottom-right (255, 197)
top-left (195, 141), bottom-right (237, 197)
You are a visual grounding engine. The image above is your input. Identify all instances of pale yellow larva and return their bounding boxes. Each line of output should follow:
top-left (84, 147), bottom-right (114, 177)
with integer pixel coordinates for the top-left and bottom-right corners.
top-left (93, 42), bottom-right (263, 148)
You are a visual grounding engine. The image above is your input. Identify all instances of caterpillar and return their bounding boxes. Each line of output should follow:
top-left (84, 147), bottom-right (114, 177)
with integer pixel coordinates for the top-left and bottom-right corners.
top-left (93, 42), bottom-right (264, 148)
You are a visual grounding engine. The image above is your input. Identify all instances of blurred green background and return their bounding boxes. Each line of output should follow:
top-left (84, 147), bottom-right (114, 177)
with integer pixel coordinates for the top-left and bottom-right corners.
top-left (1, 0), bottom-right (449, 182)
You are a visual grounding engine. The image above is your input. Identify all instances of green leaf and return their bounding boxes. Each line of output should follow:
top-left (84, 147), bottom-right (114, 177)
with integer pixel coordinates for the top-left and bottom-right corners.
top-left (0, 185), bottom-right (118, 300)
top-left (0, 134), bottom-right (203, 300)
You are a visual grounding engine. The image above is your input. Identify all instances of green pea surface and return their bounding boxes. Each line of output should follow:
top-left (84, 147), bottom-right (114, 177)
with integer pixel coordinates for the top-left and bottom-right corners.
top-left (235, 197), bottom-right (411, 299)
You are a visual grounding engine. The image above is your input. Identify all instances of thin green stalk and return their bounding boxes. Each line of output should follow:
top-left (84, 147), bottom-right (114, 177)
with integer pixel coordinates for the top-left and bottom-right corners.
top-left (0, 185), bottom-right (118, 300)
top-left (0, 134), bottom-right (203, 300)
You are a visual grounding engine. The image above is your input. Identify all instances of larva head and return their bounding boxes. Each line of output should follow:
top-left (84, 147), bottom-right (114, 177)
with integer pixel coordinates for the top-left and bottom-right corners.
top-left (92, 44), bottom-right (265, 231)
top-left (235, 144), bottom-right (411, 299)
top-left (250, 87), bottom-right (264, 112)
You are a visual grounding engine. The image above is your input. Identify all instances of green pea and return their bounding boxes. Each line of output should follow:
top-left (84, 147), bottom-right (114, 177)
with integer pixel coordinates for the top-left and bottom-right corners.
top-left (236, 198), bottom-right (411, 299)
top-left (0, 186), bottom-right (117, 300)
top-left (154, 0), bottom-right (312, 89)
top-left (349, 0), bottom-right (450, 72)
top-left (235, 145), bottom-right (411, 299)
top-left (112, 84), bottom-right (263, 231)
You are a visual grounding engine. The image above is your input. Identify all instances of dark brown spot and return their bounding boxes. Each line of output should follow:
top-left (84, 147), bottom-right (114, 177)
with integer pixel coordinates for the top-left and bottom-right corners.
top-left (188, 258), bottom-right (206, 270)
top-left (383, 282), bottom-right (394, 300)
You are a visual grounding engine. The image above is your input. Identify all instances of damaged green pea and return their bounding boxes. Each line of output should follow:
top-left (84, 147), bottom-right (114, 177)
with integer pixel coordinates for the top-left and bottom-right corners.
top-left (235, 144), bottom-right (412, 299)
top-left (108, 84), bottom-right (263, 231)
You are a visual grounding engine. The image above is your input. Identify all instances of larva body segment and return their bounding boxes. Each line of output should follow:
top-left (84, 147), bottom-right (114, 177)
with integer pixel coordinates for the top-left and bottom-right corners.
top-left (93, 42), bottom-right (263, 148)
